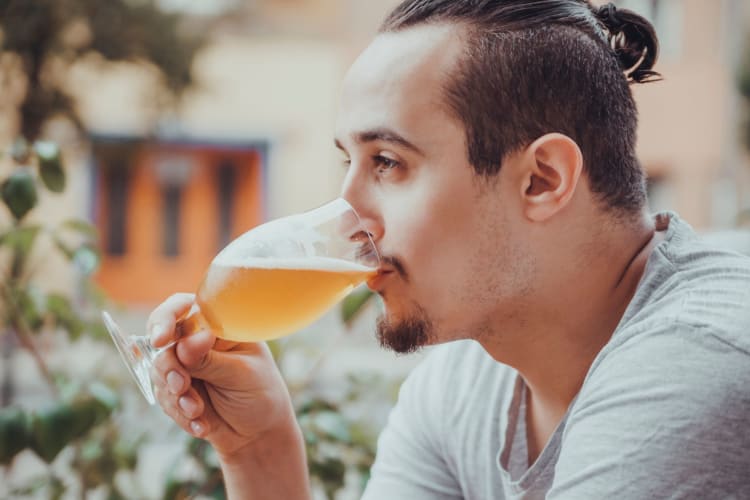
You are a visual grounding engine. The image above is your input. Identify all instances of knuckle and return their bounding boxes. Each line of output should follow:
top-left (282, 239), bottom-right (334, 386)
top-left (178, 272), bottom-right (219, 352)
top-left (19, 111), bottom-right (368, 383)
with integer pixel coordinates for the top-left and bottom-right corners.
top-left (167, 293), bottom-right (195, 310)
top-left (192, 350), bottom-right (212, 372)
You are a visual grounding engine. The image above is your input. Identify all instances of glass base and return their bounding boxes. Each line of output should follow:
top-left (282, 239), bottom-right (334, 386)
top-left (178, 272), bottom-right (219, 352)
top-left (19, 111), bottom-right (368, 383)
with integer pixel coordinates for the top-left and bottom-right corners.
top-left (102, 311), bottom-right (157, 405)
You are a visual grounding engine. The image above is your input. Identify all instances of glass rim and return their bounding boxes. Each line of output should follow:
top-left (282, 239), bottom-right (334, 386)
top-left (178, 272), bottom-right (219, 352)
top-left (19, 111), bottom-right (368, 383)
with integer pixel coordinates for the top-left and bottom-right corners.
top-left (327, 197), bottom-right (381, 268)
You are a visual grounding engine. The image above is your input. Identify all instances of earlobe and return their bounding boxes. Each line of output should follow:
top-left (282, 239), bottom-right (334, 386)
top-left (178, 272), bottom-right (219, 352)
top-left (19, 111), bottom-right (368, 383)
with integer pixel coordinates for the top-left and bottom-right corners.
top-left (521, 133), bottom-right (583, 222)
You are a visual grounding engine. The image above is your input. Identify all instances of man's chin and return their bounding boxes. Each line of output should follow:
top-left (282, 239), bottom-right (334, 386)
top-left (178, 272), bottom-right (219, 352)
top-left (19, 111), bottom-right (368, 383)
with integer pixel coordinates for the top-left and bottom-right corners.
top-left (375, 311), bottom-right (432, 354)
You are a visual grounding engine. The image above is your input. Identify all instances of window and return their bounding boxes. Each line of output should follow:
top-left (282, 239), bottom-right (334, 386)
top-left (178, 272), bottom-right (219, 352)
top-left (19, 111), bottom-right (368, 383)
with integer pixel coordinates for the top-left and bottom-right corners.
top-left (154, 155), bottom-right (195, 257)
top-left (216, 159), bottom-right (237, 249)
top-left (104, 163), bottom-right (130, 256)
top-left (162, 184), bottom-right (182, 257)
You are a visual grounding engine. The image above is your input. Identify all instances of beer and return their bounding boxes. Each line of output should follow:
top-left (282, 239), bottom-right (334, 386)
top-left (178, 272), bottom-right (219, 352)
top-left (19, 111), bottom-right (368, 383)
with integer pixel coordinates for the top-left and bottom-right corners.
top-left (196, 256), bottom-right (377, 342)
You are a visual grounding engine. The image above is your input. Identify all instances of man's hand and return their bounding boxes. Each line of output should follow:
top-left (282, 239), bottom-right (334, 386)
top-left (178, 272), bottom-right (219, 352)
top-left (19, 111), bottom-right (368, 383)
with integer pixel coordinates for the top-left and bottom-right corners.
top-left (147, 293), bottom-right (297, 459)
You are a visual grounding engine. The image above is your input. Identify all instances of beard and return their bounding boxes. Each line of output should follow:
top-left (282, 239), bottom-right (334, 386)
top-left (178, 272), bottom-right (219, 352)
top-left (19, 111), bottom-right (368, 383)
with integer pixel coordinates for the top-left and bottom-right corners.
top-left (376, 305), bottom-right (433, 354)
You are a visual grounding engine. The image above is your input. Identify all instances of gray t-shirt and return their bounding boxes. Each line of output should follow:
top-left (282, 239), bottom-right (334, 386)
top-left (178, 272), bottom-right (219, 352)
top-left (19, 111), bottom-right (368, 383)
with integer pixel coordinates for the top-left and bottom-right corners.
top-left (362, 213), bottom-right (750, 499)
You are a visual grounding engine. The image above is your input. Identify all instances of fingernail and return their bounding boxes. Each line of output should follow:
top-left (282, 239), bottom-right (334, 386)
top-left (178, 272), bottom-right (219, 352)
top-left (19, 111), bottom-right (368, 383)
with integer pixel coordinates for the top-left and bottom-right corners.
top-left (166, 371), bottom-right (184, 394)
top-left (190, 420), bottom-right (204, 435)
top-left (178, 396), bottom-right (197, 415)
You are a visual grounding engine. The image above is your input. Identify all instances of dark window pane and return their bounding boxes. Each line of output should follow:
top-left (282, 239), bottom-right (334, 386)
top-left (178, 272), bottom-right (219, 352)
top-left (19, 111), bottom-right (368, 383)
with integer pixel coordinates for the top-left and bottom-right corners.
top-left (163, 185), bottom-right (182, 257)
top-left (106, 164), bottom-right (129, 255)
top-left (217, 160), bottom-right (236, 249)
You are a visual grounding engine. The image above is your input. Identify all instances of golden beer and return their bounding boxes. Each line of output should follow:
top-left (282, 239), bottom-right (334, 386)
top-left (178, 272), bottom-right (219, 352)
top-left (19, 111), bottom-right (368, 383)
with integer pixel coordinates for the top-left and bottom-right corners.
top-left (195, 257), bottom-right (376, 342)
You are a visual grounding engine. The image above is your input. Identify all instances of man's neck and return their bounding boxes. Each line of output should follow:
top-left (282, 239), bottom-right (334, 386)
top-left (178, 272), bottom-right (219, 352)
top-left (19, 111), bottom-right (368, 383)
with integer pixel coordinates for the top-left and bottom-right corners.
top-left (479, 215), bottom-right (664, 462)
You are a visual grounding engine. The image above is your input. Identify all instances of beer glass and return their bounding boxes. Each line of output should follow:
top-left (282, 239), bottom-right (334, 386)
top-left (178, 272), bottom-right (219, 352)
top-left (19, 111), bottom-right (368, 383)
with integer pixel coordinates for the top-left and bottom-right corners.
top-left (102, 198), bottom-right (379, 405)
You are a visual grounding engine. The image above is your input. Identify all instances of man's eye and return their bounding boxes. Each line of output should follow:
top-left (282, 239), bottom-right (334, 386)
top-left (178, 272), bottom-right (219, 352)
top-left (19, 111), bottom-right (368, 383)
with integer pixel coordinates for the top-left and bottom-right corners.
top-left (373, 155), bottom-right (400, 171)
top-left (341, 158), bottom-right (351, 168)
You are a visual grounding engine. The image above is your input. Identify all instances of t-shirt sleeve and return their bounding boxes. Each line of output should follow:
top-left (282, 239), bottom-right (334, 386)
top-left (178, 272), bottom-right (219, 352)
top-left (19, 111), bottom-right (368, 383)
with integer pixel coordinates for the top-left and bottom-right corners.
top-left (362, 346), bottom-right (464, 500)
top-left (547, 320), bottom-right (750, 499)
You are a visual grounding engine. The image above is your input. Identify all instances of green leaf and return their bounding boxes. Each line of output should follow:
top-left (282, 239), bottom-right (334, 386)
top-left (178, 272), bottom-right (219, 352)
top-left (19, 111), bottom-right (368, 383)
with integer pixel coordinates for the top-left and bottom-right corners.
top-left (312, 411), bottom-right (352, 443)
top-left (10, 285), bottom-right (45, 332)
top-left (85, 318), bottom-right (110, 341)
top-left (9, 475), bottom-right (56, 496)
top-left (162, 479), bottom-right (201, 500)
top-left (106, 486), bottom-right (128, 500)
top-left (208, 481), bottom-right (227, 500)
top-left (61, 218), bottom-right (98, 239)
top-left (112, 436), bottom-right (139, 471)
top-left (1, 168), bottom-right (38, 221)
top-left (308, 456), bottom-right (346, 494)
top-left (52, 234), bottom-right (76, 260)
top-left (35, 141), bottom-right (65, 193)
top-left (46, 293), bottom-right (85, 339)
top-left (28, 393), bottom-right (115, 463)
top-left (0, 406), bottom-right (31, 464)
top-left (29, 404), bottom-right (77, 462)
top-left (50, 476), bottom-right (66, 500)
top-left (0, 224), bottom-right (42, 254)
top-left (341, 287), bottom-right (375, 325)
top-left (87, 382), bottom-right (119, 414)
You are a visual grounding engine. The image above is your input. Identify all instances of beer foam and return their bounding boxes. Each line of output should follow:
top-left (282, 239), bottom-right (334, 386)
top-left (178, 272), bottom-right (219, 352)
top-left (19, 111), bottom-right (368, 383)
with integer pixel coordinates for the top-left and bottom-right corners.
top-left (211, 255), bottom-right (376, 273)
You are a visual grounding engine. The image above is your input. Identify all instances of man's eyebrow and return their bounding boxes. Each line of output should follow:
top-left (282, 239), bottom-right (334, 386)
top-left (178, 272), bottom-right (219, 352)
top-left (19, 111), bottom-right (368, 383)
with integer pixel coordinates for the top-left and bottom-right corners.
top-left (334, 128), bottom-right (424, 156)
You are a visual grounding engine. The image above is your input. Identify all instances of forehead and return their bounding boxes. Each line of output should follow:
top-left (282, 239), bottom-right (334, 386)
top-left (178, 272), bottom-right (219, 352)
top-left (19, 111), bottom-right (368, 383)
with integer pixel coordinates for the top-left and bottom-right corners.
top-left (338, 23), bottom-right (465, 134)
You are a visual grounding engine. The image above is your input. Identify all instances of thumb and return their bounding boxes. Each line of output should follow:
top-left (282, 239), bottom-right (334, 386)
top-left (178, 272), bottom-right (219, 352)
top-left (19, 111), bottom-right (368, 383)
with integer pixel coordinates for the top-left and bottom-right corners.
top-left (175, 329), bottom-right (216, 370)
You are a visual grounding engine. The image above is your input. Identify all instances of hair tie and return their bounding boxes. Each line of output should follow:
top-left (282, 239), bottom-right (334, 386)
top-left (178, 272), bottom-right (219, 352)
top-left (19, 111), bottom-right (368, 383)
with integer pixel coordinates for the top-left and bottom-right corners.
top-left (598, 2), bottom-right (624, 33)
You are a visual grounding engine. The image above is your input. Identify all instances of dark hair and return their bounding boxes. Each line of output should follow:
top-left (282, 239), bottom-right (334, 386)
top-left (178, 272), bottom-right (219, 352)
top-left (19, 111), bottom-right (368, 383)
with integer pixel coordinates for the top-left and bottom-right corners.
top-left (380, 0), bottom-right (660, 215)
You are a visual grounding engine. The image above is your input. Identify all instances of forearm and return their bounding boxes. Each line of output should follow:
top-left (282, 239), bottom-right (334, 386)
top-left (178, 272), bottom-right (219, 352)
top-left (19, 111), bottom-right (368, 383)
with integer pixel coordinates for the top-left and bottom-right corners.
top-left (219, 421), bottom-right (312, 500)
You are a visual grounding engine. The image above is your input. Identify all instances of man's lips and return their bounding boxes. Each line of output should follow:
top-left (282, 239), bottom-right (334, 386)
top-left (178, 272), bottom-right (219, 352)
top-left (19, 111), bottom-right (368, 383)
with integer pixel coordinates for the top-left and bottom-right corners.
top-left (367, 269), bottom-right (395, 291)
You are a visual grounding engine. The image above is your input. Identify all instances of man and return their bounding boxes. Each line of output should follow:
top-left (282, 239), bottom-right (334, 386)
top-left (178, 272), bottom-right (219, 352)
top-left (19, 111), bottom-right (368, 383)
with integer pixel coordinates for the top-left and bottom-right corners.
top-left (147, 1), bottom-right (750, 498)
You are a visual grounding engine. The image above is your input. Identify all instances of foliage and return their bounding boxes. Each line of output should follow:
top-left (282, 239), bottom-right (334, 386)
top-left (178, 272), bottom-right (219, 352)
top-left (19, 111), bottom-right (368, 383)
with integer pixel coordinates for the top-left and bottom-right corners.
top-left (0, 135), bottom-right (132, 496)
top-left (341, 287), bottom-right (375, 325)
top-left (0, 0), bottom-right (205, 489)
top-left (0, 0), bottom-right (205, 141)
top-left (161, 368), bottom-right (401, 500)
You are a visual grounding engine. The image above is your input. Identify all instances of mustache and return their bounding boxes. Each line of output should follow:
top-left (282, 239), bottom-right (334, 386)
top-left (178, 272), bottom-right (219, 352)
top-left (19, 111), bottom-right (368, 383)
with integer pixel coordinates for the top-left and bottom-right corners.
top-left (381, 255), bottom-right (408, 282)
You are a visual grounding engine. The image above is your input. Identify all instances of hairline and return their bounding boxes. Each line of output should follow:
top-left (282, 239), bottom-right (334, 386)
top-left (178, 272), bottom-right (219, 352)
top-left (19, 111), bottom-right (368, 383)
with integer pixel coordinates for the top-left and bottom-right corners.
top-left (379, 20), bottom-right (531, 173)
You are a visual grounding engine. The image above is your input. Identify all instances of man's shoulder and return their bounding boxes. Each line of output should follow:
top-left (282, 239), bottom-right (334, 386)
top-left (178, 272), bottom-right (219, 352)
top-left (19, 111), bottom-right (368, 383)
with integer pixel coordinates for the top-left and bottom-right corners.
top-left (623, 218), bottom-right (750, 354)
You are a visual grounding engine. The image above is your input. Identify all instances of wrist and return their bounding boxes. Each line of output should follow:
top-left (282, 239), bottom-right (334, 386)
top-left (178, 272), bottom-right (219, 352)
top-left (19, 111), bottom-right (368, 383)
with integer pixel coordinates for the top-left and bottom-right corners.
top-left (218, 416), bottom-right (304, 468)
top-left (217, 417), bottom-right (311, 500)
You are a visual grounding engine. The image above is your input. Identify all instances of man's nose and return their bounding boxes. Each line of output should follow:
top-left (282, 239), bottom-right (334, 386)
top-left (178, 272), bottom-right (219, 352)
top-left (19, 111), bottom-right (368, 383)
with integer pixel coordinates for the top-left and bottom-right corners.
top-left (340, 170), bottom-right (384, 245)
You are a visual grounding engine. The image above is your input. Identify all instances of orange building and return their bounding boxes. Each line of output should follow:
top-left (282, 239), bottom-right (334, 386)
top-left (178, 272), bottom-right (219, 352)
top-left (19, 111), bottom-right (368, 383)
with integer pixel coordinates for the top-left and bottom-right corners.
top-left (91, 137), bottom-right (266, 304)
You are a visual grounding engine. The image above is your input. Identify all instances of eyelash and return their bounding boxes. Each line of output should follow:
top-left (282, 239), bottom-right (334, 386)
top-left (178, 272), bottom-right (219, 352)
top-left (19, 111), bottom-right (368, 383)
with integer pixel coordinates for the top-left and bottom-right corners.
top-left (374, 155), bottom-right (400, 171)
top-left (341, 155), bottom-right (401, 172)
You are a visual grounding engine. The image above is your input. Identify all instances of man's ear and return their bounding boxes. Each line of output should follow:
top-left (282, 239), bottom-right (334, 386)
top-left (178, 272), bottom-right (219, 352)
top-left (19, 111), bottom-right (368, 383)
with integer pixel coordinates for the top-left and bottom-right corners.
top-left (519, 133), bottom-right (583, 222)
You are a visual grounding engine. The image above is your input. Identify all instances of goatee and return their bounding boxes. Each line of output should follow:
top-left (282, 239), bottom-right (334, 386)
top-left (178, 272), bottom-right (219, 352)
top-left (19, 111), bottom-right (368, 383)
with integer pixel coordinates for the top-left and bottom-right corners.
top-left (376, 308), bottom-right (433, 354)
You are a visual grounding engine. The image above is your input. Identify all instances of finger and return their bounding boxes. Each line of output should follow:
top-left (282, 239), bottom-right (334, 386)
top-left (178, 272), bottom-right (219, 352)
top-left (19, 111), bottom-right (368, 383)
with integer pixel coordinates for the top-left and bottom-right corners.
top-left (151, 347), bottom-right (191, 396)
top-left (153, 384), bottom-right (208, 438)
top-left (177, 385), bottom-right (206, 420)
top-left (147, 293), bottom-right (195, 347)
top-left (184, 342), bottom-right (272, 384)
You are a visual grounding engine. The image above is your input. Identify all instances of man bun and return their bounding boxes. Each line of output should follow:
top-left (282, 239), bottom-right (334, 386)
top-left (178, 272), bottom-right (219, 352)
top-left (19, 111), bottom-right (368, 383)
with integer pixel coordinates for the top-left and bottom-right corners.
top-left (594, 2), bottom-right (661, 83)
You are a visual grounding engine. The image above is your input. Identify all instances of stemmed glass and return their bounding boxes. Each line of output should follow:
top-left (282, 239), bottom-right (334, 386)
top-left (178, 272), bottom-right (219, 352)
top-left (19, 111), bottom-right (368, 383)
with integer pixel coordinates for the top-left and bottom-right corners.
top-left (102, 198), bottom-right (379, 404)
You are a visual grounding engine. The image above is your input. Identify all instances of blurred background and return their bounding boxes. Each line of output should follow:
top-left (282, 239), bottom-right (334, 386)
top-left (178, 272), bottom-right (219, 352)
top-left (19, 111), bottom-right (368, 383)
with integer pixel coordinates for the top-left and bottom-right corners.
top-left (1, 0), bottom-right (749, 498)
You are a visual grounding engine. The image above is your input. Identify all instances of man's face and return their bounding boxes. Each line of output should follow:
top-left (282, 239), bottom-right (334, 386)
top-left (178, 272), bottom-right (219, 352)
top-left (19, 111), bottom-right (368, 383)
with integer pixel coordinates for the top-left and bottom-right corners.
top-left (335, 24), bottom-right (531, 352)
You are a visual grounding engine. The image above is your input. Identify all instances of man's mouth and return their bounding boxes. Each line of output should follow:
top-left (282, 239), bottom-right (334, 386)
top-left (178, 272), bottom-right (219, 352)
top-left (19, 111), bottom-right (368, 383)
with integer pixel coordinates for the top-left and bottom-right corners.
top-left (367, 269), bottom-right (395, 291)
